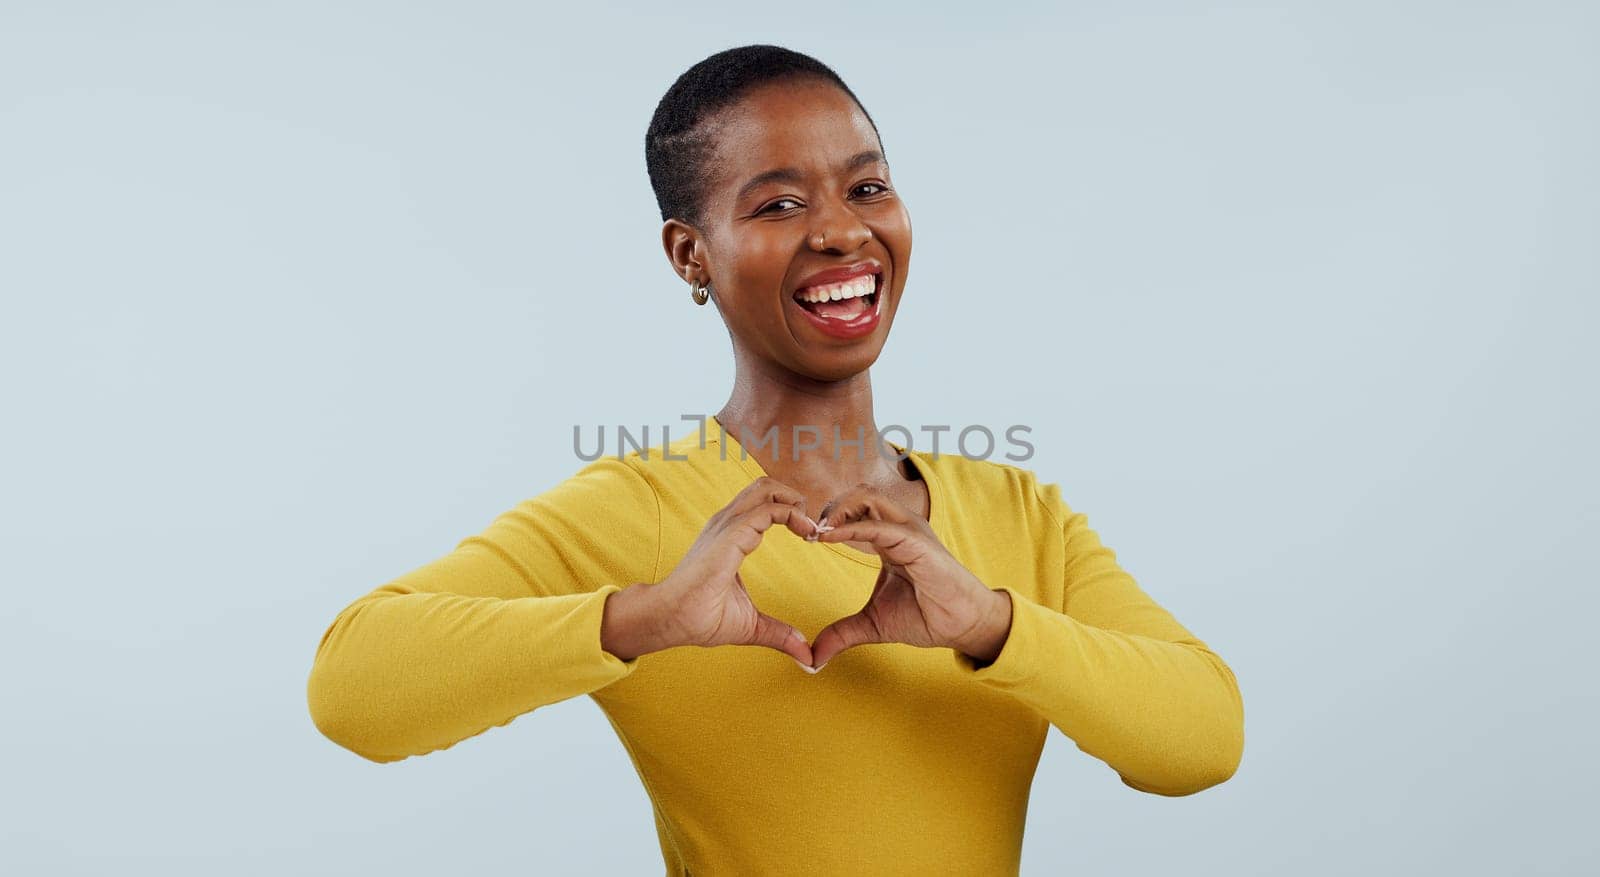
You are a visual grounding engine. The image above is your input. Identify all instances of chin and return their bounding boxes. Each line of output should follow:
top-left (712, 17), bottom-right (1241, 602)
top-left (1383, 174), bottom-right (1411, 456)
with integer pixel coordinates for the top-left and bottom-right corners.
top-left (795, 341), bottom-right (887, 383)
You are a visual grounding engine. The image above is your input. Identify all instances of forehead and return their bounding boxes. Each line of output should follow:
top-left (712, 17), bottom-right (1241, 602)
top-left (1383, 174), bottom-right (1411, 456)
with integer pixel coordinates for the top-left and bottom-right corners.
top-left (704, 79), bottom-right (881, 201)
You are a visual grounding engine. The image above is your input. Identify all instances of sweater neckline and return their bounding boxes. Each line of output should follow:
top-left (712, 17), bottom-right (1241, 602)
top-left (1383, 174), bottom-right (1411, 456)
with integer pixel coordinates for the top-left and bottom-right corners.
top-left (707, 414), bottom-right (947, 568)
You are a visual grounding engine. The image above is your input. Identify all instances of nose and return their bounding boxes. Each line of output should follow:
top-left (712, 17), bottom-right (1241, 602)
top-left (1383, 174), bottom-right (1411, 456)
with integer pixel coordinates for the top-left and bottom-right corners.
top-left (807, 197), bottom-right (873, 254)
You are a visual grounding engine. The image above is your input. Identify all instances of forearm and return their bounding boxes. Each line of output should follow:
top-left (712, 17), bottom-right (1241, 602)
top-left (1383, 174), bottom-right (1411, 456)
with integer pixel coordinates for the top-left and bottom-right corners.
top-left (954, 587), bottom-right (1244, 796)
top-left (307, 583), bottom-right (638, 763)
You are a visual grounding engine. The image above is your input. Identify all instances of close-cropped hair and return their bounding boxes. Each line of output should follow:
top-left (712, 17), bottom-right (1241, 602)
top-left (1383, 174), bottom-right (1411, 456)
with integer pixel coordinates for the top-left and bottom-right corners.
top-left (644, 43), bottom-right (882, 227)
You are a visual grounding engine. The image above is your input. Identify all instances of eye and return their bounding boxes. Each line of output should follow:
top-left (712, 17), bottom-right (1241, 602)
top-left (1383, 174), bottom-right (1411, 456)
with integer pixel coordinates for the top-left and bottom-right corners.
top-left (758, 197), bottom-right (803, 215)
top-left (852, 182), bottom-right (890, 198)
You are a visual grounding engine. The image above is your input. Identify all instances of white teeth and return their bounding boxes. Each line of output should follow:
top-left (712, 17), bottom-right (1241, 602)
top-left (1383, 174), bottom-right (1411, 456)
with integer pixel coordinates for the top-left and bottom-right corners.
top-left (797, 274), bottom-right (876, 304)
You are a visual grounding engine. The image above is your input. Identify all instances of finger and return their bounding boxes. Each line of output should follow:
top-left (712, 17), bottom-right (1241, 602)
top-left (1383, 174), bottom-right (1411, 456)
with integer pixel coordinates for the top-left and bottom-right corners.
top-left (727, 501), bottom-right (823, 553)
top-left (748, 610), bottom-right (814, 666)
top-left (725, 476), bottom-right (811, 523)
top-left (817, 483), bottom-right (912, 528)
top-left (817, 520), bottom-right (933, 569)
top-left (810, 610), bottom-right (883, 668)
top-left (819, 518), bottom-right (908, 550)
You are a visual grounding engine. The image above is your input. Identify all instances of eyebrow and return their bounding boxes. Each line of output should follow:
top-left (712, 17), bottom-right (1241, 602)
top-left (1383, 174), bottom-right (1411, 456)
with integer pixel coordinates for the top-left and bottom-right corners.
top-left (735, 149), bottom-right (886, 204)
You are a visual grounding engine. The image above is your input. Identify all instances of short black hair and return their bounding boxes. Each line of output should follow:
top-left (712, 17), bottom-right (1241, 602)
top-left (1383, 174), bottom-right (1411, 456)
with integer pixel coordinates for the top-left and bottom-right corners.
top-left (645, 44), bottom-right (881, 227)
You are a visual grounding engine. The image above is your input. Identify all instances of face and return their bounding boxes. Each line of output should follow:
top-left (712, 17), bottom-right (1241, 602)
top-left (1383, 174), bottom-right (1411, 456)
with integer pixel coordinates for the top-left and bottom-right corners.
top-left (663, 78), bottom-right (913, 382)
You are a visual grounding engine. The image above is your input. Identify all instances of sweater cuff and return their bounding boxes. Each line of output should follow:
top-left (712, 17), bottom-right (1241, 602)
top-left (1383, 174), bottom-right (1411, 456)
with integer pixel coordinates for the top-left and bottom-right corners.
top-left (950, 585), bottom-right (1049, 691)
top-left (524, 583), bottom-right (641, 689)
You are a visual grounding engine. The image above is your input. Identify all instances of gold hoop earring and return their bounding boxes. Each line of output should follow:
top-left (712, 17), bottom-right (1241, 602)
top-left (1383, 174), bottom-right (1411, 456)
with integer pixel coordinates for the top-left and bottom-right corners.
top-left (691, 281), bottom-right (710, 306)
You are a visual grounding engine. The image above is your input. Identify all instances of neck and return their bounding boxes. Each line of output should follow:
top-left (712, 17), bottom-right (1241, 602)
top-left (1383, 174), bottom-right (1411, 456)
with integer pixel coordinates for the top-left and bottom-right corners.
top-left (714, 353), bottom-right (905, 487)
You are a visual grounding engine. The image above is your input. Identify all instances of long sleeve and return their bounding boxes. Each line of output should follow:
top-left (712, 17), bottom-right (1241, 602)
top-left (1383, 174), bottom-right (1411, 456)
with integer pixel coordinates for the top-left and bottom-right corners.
top-left (951, 481), bottom-right (1245, 796)
top-left (306, 456), bottom-right (662, 764)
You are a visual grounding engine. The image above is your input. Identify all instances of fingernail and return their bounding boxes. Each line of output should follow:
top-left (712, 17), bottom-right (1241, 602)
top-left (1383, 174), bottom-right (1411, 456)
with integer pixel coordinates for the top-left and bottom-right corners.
top-left (793, 658), bottom-right (819, 674)
top-left (814, 661), bottom-right (828, 673)
top-left (789, 629), bottom-right (806, 644)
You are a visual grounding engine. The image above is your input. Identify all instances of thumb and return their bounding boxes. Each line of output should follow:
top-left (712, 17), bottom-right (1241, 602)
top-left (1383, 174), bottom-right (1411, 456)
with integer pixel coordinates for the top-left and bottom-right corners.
top-left (810, 611), bottom-right (881, 669)
top-left (749, 611), bottom-right (814, 667)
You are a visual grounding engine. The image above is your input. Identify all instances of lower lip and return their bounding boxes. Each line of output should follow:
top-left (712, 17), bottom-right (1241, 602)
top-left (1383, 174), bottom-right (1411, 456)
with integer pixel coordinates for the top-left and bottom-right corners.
top-left (791, 276), bottom-right (884, 340)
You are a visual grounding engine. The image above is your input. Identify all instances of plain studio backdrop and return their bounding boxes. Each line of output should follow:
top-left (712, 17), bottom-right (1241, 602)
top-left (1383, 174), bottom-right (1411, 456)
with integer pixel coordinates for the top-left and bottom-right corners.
top-left (2, 1), bottom-right (1595, 874)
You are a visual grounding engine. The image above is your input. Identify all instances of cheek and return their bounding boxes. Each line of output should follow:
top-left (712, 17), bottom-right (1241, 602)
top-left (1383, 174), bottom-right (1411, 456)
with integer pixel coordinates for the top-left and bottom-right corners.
top-left (881, 205), bottom-right (913, 263)
top-left (729, 235), bottom-right (796, 294)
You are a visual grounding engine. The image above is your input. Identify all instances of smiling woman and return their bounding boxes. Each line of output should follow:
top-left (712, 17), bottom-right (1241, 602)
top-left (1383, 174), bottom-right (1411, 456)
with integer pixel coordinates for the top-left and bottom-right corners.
top-left (651, 62), bottom-right (912, 375)
top-left (307, 44), bottom-right (1245, 876)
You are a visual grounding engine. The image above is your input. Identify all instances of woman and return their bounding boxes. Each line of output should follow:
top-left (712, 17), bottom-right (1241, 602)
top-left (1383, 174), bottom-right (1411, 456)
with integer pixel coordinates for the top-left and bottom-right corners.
top-left (307, 45), bottom-right (1245, 876)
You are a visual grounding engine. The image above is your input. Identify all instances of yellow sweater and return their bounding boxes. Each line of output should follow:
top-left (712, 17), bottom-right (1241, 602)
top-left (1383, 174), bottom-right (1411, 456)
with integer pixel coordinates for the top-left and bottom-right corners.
top-left (307, 417), bottom-right (1244, 875)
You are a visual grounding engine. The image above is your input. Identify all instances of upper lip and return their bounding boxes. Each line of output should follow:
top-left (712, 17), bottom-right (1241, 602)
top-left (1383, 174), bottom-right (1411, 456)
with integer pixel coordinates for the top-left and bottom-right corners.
top-left (792, 261), bottom-right (882, 296)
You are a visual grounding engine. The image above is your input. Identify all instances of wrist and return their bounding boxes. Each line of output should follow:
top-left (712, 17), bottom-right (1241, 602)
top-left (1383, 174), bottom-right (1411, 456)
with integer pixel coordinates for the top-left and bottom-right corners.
top-left (955, 588), bottom-right (1013, 666)
top-left (600, 582), bottom-right (678, 661)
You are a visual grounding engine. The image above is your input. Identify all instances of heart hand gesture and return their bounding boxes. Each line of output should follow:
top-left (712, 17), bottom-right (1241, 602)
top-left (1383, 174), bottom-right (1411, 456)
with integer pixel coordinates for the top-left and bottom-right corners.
top-left (608, 476), bottom-right (1011, 674)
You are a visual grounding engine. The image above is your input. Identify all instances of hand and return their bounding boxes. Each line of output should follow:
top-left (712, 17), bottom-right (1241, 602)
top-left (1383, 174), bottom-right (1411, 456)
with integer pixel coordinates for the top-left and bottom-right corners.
top-left (648, 476), bottom-right (821, 666)
top-left (806, 483), bottom-right (1013, 670)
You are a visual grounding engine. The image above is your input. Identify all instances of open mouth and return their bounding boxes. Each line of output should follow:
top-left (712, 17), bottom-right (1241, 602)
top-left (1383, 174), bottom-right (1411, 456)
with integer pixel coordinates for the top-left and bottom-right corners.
top-left (792, 271), bottom-right (881, 321)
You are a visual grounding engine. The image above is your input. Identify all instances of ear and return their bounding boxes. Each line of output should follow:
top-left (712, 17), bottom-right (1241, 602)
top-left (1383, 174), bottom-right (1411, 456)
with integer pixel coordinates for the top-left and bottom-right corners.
top-left (662, 219), bottom-right (708, 287)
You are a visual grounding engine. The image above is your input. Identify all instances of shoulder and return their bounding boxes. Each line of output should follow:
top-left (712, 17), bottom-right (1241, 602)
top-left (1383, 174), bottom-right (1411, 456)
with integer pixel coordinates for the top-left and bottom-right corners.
top-left (618, 423), bottom-right (736, 500)
top-left (562, 422), bottom-right (722, 493)
top-left (515, 453), bottom-right (661, 524)
top-left (914, 450), bottom-right (1068, 530)
top-left (557, 452), bottom-right (657, 494)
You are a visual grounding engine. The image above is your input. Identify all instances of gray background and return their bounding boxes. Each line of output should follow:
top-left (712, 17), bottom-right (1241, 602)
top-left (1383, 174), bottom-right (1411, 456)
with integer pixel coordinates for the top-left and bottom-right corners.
top-left (2, 1), bottom-right (1595, 874)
